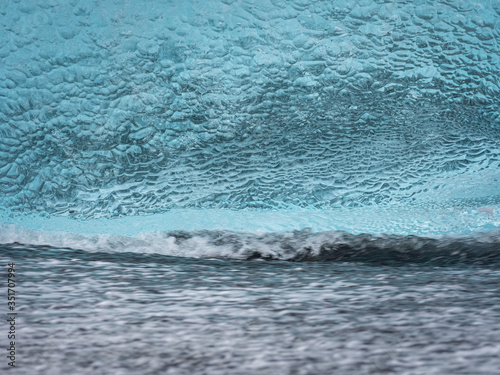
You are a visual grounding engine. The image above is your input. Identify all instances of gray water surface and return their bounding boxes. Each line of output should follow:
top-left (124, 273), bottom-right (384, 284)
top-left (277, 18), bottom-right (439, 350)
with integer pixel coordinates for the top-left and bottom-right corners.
top-left (4, 244), bottom-right (500, 375)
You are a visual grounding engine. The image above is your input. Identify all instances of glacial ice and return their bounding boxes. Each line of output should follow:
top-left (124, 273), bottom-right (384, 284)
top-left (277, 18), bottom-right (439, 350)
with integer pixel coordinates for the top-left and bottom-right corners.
top-left (0, 0), bottom-right (499, 236)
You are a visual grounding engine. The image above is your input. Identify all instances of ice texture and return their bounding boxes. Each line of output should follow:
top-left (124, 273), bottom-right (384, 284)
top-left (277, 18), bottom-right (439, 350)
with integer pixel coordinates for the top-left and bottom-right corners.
top-left (0, 0), bottom-right (499, 219)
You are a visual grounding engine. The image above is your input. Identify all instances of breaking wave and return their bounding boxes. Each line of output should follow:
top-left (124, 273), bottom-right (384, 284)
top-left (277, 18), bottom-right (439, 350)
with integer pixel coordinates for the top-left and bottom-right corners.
top-left (2, 225), bottom-right (500, 265)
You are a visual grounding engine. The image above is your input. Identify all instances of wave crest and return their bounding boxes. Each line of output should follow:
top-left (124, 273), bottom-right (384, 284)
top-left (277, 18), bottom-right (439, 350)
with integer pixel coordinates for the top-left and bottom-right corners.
top-left (2, 227), bottom-right (500, 265)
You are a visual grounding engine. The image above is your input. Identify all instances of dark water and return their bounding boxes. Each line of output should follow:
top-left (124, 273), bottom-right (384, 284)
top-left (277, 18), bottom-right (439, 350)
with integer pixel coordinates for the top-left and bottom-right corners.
top-left (3, 243), bottom-right (500, 375)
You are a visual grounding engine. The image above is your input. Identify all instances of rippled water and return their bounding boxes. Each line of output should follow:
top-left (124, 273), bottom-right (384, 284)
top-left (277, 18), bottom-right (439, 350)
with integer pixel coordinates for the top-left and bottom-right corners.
top-left (3, 244), bottom-right (500, 375)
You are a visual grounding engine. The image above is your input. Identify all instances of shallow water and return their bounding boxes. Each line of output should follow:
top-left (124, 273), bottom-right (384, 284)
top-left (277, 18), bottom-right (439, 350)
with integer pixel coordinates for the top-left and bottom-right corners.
top-left (3, 243), bottom-right (500, 374)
